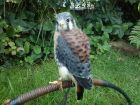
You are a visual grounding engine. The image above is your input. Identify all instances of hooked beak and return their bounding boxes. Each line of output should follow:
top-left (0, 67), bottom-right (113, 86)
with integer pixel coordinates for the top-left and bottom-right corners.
top-left (59, 20), bottom-right (65, 28)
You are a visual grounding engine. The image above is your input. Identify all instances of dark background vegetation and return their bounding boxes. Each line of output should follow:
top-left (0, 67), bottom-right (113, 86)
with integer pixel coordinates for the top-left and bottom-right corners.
top-left (0, 0), bottom-right (140, 65)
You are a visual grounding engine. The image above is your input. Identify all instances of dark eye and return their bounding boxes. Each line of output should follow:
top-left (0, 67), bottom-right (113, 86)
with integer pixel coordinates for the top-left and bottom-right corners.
top-left (66, 18), bottom-right (70, 22)
top-left (55, 21), bottom-right (58, 24)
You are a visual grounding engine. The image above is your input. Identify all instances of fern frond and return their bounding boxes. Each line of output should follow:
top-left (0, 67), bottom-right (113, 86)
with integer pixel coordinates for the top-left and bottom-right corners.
top-left (129, 20), bottom-right (140, 48)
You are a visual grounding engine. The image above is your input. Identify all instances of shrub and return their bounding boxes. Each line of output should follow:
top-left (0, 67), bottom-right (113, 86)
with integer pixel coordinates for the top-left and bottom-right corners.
top-left (0, 0), bottom-right (66, 65)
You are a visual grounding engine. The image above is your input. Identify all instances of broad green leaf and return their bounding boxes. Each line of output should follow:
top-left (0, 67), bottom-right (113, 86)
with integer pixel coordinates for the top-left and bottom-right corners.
top-left (11, 50), bottom-right (16, 55)
top-left (0, 33), bottom-right (7, 39)
top-left (102, 32), bottom-right (109, 40)
top-left (25, 56), bottom-right (34, 64)
top-left (102, 26), bottom-right (112, 33)
top-left (95, 22), bottom-right (103, 32)
top-left (29, 36), bottom-right (36, 43)
top-left (6, 26), bottom-right (15, 37)
top-left (0, 20), bottom-right (8, 28)
top-left (14, 26), bottom-right (23, 33)
top-left (17, 47), bottom-right (24, 52)
top-left (122, 23), bottom-right (129, 31)
top-left (118, 30), bottom-right (124, 38)
top-left (24, 41), bottom-right (30, 54)
top-left (11, 19), bottom-right (35, 31)
top-left (138, 2), bottom-right (140, 12)
top-left (30, 52), bottom-right (42, 61)
top-left (11, 46), bottom-right (17, 50)
top-left (8, 41), bottom-right (15, 47)
top-left (83, 23), bottom-right (94, 34)
top-left (33, 45), bottom-right (41, 54)
top-left (43, 21), bottom-right (54, 31)
top-left (15, 39), bottom-right (23, 47)
top-left (44, 47), bottom-right (50, 55)
top-left (4, 49), bottom-right (10, 54)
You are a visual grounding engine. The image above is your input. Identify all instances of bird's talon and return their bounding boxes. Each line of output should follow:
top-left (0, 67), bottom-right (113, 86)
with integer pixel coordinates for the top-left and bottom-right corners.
top-left (3, 99), bottom-right (11, 105)
top-left (49, 80), bottom-right (63, 91)
top-left (49, 81), bottom-right (59, 84)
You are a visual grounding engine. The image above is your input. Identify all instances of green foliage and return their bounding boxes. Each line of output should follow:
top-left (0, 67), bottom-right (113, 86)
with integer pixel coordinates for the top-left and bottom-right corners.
top-left (83, 22), bottom-right (111, 54)
top-left (125, 0), bottom-right (139, 4)
top-left (90, 33), bottom-right (111, 54)
top-left (129, 20), bottom-right (140, 48)
top-left (0, 0), bottom-right (139, 65)
top-left (81, 0), bottom-right (133, 54)
top-left (93, 0), bottom-right (133, 39)
top-left (0, 0), bottom-right (68, 65)
top-left (138, 2), bottom-right (140, 12)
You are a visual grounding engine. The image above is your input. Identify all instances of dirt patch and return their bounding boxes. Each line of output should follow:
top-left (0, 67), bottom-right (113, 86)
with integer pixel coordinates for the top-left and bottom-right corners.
top-left (110, 40), bottom-right (140, 56)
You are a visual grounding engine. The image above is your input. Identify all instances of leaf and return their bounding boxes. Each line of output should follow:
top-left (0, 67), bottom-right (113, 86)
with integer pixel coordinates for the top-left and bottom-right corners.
top-left (95, 22), bottom-right (103, 32)
top-left (25, 56), bottom-right (34, 64)
top-left (8, 41), bottom-right (15, 47)
top-left (112, 24), bottom-right (124, 38)
top-left (44, 47), bottom-right (50, 55)
top-left (17, 47), bottom-right (24, 52)
top-left (15, 39), bottom-right (23, 47)
top-left (0, 20), bottom-right (8, 28)
top-left (24, 41), bottom-right (30, 54)
top-left (14, 26), bottom-right (23, 33)
top-left (83, 23), bottom-right (94, 34)
top-left (102, 26), bottom-right (112, 33)
top-left (30, 52), bottom-right (42, 61)
top-left (29, 35), bottom-right (36, 43)
top-left (33, 45), bottom-right (41, 54)
top-left (11, 46), bottom-right (17, 50)
top-left (43, 21), bottom-right (54, 31)
top-left (0, 33), bottom-right (7, 39)
top-left (90, 55), bottom-right (94, 59)
top-left (102, 32), bottom-right (109, 40)
top-left (122, 23), bottom-right (129, 32)
top-left (11, 50), bottom-right (16, 55)
top-left (6, 26), bottom-right (15, 37)
top-left (118, 30), bottom-right (124, 38)
top-left (11, 19), bottom-right (35, 31)
top-left (138, 2), bottom-right (140, 12)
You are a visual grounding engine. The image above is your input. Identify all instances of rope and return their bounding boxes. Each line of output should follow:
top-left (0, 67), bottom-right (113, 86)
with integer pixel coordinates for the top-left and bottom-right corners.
top-left (3, 79), bottom-right (132, 105)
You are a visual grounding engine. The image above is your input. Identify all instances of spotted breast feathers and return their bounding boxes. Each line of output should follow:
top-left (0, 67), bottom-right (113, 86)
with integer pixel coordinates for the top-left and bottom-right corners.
top-left (61, 28), bottom-right (90, 63)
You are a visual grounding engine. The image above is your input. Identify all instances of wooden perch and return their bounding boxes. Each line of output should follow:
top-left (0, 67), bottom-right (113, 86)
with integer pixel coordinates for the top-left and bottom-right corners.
top-left (3, 79), bottom-right (132, 105)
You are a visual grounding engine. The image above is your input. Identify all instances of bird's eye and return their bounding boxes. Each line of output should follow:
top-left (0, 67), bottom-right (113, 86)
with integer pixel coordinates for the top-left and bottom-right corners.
top-left (66, 18), bottom-right (70, 22)
top-left (56, 21), bottom-right (58, 24)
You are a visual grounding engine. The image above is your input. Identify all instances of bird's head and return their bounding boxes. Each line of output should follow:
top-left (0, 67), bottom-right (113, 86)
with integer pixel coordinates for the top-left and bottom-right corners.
top-left (55, 12), bottom-right (77, 32)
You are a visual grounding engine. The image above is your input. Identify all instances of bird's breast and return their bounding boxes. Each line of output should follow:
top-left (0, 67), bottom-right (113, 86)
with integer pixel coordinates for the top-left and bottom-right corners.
top-left (57, 60), bottom-right (74, 80)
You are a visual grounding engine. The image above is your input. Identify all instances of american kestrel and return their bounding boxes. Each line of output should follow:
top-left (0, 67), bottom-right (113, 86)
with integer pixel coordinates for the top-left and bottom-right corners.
top-left (51, 12), bottom-right (92, 100)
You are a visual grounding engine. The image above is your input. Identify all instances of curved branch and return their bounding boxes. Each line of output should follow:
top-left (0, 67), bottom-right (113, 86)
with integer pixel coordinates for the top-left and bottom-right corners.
top-left (4, 79), bottom-right (132, 105)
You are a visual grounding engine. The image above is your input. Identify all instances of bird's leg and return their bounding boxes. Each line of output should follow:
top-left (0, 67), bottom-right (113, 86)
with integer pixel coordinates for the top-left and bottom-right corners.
top-left (49, 78), bottom-right (63, 91)
top-left (59, 88), bottom-right (70, 105)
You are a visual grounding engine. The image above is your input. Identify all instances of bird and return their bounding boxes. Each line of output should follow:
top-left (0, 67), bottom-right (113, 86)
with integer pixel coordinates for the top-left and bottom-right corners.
top-left (50, 12), bottom-right (93, 100)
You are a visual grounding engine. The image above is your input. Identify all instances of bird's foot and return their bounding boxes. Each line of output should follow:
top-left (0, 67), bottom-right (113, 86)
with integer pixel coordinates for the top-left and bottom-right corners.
top-left (49, 80), bottom-right (63, 91)
top-left (3, 99), bottom-right (11, 105)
